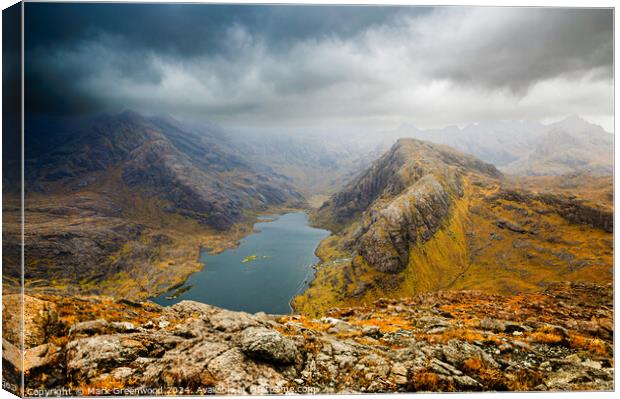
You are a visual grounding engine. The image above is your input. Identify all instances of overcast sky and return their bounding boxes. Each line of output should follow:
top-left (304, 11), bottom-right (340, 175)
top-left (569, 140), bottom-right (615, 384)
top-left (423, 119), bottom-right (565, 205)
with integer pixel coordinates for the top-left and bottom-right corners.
top-left (25, 4), bottom-right (614, 132)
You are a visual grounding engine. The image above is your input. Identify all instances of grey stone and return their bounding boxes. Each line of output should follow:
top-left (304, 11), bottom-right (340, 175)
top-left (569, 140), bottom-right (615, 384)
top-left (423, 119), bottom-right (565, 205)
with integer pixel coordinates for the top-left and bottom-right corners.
top-left (69, 319), bottom-right (109, 336)
top-left (210, 310), bottom-right (260, 332)
top-left (453, 375), bottom-right (482, 390)
top-left (110, 367), bottom-right (134, 380)
top-left (66, 335), bottom-right (146, 378)
top-left (240, 327), bottom-right (300, 364)
top-left (362, 325), bottom-right (381, 338)
top-left (110, 321), bottom-right (137, 333)
top-left (479, 318), bottom-right (505, 332)
top-left (429, 358), bottom-right (463, 376)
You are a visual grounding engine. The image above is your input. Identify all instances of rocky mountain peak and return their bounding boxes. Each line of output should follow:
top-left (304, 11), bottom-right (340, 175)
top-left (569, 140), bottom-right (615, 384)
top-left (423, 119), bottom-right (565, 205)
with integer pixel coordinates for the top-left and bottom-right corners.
top-left (387, 117), bottom-right (612, 175)
top-left (313, 138), bottom-right (502, 275)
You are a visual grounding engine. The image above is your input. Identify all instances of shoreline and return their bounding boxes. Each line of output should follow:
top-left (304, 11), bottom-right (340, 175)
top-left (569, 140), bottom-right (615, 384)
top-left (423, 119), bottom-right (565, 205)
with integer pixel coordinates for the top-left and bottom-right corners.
top-left (150, 206), bottom-right (324, 310)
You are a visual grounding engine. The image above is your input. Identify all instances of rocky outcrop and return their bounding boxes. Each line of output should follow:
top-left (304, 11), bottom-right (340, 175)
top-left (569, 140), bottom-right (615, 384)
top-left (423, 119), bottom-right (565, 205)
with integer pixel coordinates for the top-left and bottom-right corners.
top-left (493, 189), bottom-right (613, 233)
top-left (317, 138), bottom-right (500, 230)
top-left (2, 295), bottom-right (61, 349)
top-left (3, 283), bottom-right (613, 394)
top-left (240, 327), bottom-right (301, 365)
top-left (358, 174), bottom-right (456, 273)
top-left (315, 138), bottom-right (500, 274)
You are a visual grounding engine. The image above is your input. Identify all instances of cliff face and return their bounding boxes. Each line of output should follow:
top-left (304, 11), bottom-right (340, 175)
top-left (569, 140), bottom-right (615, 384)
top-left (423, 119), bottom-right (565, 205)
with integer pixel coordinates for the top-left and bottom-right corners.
top-left (493, 189), bottom-right (613, 233)
top-left (315, 138), bottom-right (501, 274)
top-left (296, 139), bottom-right (612, 315)
top-left (3, 282), bottom-right (613, 394)
top-left (357, 174), bottom-right (455, 273)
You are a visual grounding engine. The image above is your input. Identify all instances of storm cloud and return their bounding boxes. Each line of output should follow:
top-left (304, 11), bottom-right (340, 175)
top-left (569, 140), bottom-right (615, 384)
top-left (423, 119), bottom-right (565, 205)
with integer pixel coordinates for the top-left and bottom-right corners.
top-left (24, 4), bottom-right (613, 131)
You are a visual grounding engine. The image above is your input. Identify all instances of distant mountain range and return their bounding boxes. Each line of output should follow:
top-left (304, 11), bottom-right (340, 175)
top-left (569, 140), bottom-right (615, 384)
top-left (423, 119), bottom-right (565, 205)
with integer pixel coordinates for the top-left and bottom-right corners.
top-left (225, 132), bottom-right (374, 200)
top-left (380, 116), bottom-right (613, 176)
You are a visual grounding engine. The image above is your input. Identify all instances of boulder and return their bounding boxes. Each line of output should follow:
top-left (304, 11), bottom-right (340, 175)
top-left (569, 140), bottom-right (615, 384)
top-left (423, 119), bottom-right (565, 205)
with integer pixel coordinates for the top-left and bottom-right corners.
top-left (210, 310), bottom-right (260, 332)
top-left (240, 327), bottom-right (300, 365)
top-left (2, 295), bottom-right (62, 348)
top-left (453, 375), bottom-right (482, 390)
top-left (69, 319), bottom-right (109, 336)
top-left (321, 317), bottom-right (358, 334)
top-left (391, 363), bottom-right (408, 385)
top-left (110, 321), bottom-right (138, 333)
top-left (362, 325), bottom-right (382, 338)
top-left (479, 318), bottom-right (506, 332)
top-left (24, 343), bottom-right (62, 373)
top-left (442, 340), bottom-right (499, 369)
top-left (66, 335), bottom-right (148, 378)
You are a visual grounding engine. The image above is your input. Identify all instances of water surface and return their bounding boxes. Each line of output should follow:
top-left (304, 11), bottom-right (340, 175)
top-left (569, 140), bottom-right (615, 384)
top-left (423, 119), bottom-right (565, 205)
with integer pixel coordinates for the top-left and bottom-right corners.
top-left (152, 212), bottom-right (330, 314)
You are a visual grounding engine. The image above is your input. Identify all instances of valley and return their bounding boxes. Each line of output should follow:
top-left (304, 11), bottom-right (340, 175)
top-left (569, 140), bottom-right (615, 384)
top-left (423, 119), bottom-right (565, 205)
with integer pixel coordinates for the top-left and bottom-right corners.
top-left (4, 111), bottom-right (307, 300)
top-left (2, 111), bottom-right (613, 394)
top-left (3, 112), bottom-right (613, 308)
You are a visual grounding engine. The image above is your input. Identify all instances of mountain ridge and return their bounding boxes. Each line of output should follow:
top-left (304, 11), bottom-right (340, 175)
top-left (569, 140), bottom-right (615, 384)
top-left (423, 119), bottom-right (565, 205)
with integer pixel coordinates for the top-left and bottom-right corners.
top-left (294, 137), bottom-right (612, 315)
top-left (382, 116), bottom-right (612, 176)
top-left (25, 111), bottom-right (304, 229)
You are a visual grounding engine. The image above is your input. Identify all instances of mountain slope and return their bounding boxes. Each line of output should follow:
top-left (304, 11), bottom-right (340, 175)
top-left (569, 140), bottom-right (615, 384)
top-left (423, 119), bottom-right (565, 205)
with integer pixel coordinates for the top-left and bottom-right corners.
top-left (25, 111), bottom-right (303, 229)
top-left (315, 138), bottom-right (501, 230)
top-left (294, 138), bottom-right (612, 315)
top-left (7, 111), bottom-right (304, 299)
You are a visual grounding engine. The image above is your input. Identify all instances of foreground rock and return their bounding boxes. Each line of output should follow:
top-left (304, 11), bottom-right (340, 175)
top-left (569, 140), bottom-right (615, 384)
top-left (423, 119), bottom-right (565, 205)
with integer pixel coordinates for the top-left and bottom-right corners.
top-left (2, 282), bottom-right (613, 394)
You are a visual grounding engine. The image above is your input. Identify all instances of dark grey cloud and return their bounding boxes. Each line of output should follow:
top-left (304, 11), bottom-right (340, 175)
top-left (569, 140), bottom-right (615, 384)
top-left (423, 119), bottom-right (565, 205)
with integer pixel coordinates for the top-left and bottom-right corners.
top-left (24, 3), bottom-right (426, 115)
top-left (24, 4), bottom-right (614, 131)
top-left (416, 8), bottom-right (613, 93)
top-left (25, 3), bottom-right (422, 57)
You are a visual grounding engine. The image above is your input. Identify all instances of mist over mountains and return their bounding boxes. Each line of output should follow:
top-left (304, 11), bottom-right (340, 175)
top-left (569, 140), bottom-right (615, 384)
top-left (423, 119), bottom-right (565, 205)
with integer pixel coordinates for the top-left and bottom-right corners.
top-left (23, 111), bottom-right (305, 230)
top-left (380, 115), bottom-right (613, 176)
top-left (218, 114), bottom-right (614, 179)
top-left (23, 112), bottom-right (613, 202)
